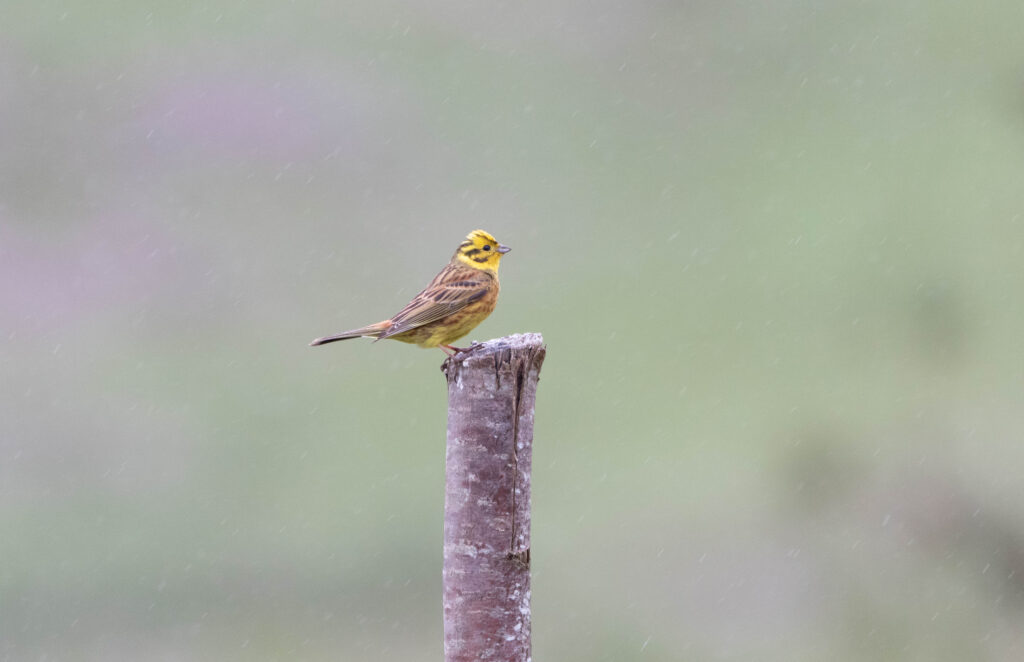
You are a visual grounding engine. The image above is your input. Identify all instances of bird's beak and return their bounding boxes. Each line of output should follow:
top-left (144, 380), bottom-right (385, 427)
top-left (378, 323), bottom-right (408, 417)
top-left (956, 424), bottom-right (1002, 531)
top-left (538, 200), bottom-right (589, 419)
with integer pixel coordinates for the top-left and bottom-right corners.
top-left (497, 244), bottom-right (511, 254)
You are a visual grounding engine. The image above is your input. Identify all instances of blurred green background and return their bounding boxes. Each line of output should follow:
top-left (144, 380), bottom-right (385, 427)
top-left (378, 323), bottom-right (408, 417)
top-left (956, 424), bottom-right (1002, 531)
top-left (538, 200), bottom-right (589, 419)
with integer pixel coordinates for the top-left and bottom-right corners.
top-left (4, 1), bottom-right (1024, 660)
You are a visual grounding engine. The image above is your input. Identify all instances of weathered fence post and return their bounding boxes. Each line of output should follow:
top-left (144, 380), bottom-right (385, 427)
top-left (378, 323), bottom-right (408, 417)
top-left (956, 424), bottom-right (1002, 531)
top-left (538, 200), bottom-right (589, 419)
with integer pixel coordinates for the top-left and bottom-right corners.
top-left (441, 333), bottom-right (546, 662)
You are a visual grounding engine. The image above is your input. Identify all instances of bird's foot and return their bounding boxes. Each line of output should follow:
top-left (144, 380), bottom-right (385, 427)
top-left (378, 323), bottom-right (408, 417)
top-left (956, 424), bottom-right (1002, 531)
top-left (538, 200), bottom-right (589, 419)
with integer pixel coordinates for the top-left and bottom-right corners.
top-left (439, 341), bottom-right (486, 374)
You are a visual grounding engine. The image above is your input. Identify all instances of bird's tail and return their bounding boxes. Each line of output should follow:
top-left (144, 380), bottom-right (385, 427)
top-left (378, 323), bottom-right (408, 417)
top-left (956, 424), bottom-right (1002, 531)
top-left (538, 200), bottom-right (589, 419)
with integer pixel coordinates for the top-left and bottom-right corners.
top-left (309, 321), bottom-right (391, 347)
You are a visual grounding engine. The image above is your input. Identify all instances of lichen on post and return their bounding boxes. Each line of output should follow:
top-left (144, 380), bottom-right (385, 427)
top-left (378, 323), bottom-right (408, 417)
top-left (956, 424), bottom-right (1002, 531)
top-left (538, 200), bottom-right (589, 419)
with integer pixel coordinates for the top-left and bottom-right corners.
top-left (441, 333), bottom-right (546, 662)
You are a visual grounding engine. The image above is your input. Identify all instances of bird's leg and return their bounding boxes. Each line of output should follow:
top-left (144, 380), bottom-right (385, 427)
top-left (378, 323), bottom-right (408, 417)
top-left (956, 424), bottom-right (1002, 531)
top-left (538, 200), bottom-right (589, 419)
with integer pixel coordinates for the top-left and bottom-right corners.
top-left (443, 343), bottom-right (482, 354)
top-left (439, 345), bottom-right (456, 356)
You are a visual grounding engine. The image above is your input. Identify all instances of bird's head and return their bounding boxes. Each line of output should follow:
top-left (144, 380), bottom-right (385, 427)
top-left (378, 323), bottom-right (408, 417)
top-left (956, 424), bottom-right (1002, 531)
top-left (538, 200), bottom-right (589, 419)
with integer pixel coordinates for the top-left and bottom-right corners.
top-left (453, 230), bottom-right (510, 272)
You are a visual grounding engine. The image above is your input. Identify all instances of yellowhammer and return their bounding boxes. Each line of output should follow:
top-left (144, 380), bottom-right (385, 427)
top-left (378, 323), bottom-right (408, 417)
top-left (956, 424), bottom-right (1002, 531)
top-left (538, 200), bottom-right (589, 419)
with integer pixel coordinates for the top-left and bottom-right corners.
top-left (310, 230), bottom-right (510, 355)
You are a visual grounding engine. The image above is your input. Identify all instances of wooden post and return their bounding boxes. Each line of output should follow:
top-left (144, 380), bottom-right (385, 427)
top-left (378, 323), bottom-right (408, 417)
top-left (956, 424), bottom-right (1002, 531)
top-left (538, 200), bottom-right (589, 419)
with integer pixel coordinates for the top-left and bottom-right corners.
top-left (441, 333), bottom-right (546, 662)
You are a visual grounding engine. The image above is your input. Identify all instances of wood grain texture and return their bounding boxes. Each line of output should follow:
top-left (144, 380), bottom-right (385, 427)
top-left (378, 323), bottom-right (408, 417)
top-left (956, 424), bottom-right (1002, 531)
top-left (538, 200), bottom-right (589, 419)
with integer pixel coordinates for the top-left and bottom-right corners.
top-left (441, 333), bottom-right (546, 662)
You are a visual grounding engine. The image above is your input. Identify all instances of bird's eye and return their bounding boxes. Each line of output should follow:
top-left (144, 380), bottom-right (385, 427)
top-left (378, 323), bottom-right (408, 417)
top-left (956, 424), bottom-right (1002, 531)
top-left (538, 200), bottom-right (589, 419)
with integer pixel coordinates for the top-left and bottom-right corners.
top-left (483, 245), bottom-right (492, 251)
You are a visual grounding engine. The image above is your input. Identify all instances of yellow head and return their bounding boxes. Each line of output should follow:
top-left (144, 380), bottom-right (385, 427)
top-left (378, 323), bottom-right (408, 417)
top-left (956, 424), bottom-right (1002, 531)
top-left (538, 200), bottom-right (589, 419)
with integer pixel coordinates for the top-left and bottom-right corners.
top-left (453, 230), bottom-right (510, 272)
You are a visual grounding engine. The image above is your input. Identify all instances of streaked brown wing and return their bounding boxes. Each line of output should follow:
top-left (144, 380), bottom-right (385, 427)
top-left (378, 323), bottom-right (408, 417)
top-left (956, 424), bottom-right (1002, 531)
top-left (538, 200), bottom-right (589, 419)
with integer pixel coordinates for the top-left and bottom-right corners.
top-left (379, 266), bottom-right (491, 339)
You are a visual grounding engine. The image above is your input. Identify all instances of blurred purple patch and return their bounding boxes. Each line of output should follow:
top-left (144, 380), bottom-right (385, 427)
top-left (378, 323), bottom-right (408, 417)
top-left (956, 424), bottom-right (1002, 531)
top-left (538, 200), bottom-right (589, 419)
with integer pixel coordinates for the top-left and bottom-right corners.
top-left (137, 74), bottom-right (383, 161)
top-left (0, 215), bottom-right (198, 335)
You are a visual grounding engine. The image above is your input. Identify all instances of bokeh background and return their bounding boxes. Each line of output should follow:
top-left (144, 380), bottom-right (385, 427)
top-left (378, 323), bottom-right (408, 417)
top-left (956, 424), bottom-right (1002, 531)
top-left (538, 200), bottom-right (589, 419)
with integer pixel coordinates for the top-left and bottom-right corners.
top-left (4, 1), bottom-right (1024, 660)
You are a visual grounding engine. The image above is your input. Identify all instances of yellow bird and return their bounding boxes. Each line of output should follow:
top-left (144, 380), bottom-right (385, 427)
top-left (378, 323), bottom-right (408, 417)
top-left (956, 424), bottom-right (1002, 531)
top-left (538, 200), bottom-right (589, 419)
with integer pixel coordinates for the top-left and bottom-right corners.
top-left (310, 230), bottom-right (510, 355)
